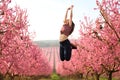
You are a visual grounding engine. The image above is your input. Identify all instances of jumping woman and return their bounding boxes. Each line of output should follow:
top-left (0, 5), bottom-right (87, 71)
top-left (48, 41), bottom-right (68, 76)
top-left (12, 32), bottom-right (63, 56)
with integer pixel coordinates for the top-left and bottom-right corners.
top-left (59, 5), bottom-right (77, 61)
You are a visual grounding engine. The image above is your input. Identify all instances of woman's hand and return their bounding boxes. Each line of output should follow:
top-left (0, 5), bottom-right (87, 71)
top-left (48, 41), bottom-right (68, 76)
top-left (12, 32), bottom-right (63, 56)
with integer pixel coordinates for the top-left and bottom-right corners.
top-left (70, 5), bottom-right (74, 9)
top-left (67, 5), bottom-right (74, 10)
top-left (67, 7), bottom-right (71, 10)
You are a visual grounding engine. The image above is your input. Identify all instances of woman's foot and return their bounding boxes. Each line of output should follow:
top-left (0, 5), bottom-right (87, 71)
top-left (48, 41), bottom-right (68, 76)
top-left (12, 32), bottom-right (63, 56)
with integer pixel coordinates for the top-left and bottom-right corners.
top-left (70, 43), bottom-right (77, 49)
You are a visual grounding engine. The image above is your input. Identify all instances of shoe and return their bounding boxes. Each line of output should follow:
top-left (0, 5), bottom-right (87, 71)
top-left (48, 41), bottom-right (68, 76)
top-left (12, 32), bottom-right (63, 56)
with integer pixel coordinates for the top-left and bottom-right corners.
top-left (70, 43), bottom-right (77, 49)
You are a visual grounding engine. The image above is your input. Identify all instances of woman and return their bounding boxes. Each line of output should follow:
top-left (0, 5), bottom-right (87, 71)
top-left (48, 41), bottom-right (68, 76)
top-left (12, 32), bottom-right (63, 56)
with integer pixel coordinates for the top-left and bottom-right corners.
top-left (59, 5), bottom-right (77, 61)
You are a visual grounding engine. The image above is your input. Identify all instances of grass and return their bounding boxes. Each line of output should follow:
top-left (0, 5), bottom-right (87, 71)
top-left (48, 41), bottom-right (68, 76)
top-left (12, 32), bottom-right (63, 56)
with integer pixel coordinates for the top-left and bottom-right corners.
top-left (50, 73), bottom-right (60, 80)
top-left (99, 77), bottom-right (118, 80)
top-left (1, 73), bottom-right (120, 80)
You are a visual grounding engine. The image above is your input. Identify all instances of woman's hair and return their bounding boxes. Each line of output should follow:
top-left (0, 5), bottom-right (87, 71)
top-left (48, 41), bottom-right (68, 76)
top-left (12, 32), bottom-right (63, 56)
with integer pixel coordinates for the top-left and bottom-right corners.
top-left (69, 21), bottom-right (75, 35)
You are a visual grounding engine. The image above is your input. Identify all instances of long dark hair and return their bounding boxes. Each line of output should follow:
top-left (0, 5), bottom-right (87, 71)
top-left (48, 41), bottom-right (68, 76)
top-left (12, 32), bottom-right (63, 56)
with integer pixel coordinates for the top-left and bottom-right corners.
top-left (69, 21), bottom-right (75, 35)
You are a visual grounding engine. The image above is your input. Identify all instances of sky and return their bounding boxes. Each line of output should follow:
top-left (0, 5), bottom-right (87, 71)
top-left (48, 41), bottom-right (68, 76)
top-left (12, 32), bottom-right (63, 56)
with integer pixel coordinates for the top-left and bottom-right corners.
top-left (11, 0), bottom-right (99, 41)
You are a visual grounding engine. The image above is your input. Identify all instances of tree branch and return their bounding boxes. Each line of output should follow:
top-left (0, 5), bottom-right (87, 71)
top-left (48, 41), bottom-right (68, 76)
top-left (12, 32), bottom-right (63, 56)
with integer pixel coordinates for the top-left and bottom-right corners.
top-left (100, 7), bottom-right (120, 41)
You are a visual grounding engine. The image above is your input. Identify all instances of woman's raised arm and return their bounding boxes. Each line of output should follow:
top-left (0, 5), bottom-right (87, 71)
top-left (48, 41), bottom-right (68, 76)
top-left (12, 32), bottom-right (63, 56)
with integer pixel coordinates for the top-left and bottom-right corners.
top-left (64, 7), bottom-right (70, 23)
top-left (69, 5), bottom-right (74, 27)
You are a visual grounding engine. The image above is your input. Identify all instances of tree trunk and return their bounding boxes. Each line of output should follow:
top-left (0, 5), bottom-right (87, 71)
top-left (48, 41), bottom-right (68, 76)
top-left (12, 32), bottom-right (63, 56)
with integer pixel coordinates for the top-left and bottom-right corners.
top-left (0, 73), bottom-right (3, 80)
top-left (85, 71), bottom-right (90, 80)
top-left (95, 74), bottom-right (100, 80)
top-left (107, 72), bottom-right (112, 80)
